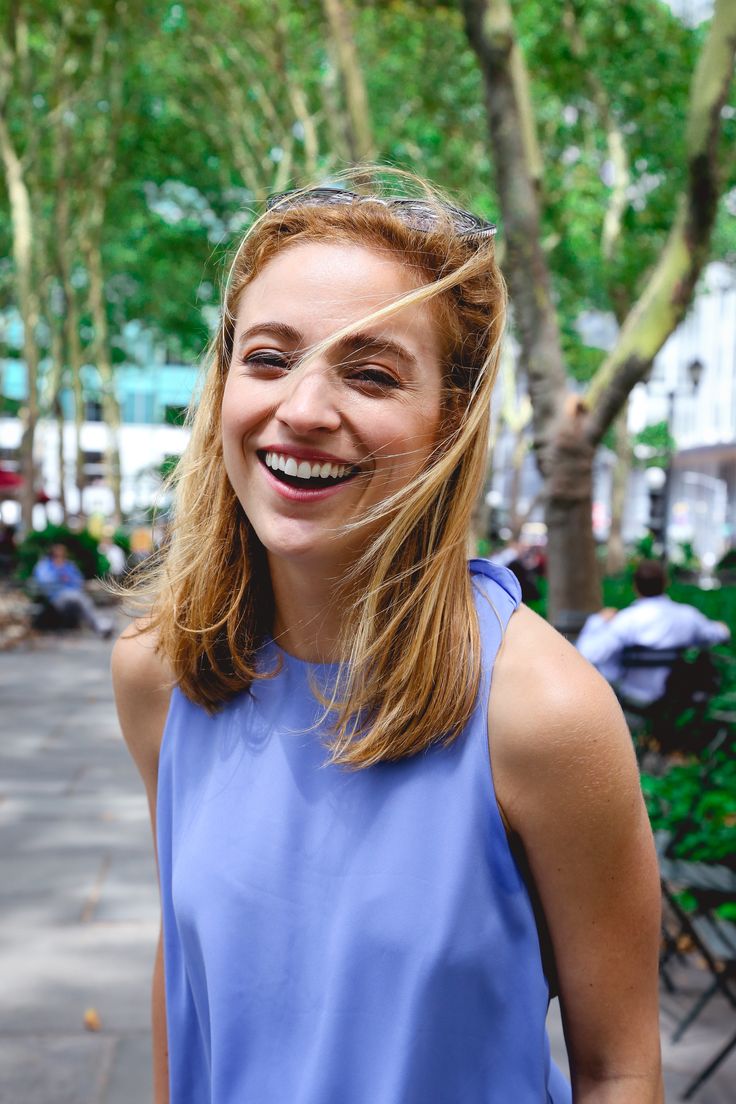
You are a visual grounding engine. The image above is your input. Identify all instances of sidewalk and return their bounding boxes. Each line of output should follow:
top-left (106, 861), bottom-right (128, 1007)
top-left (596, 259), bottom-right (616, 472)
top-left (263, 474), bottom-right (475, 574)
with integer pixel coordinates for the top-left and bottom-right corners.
top-left (1, 627), bottom-right (156, 1104)
top-left (1, 627), bottom-right (734, 1102)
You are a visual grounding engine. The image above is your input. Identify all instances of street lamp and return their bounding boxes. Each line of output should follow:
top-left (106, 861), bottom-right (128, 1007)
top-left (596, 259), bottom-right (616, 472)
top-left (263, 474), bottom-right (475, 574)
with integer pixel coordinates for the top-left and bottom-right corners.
top-left (686, 357), bottom-right (704, 392)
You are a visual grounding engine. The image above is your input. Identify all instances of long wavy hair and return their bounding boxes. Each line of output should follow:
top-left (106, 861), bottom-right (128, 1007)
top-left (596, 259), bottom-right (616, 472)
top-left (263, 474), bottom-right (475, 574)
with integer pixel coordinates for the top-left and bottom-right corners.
top-left (129, 169), bottom-right (507, 768)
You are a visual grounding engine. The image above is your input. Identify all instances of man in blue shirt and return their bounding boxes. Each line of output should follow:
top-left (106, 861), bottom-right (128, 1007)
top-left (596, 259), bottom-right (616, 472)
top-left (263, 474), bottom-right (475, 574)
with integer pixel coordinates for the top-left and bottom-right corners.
top-left (577, 560), bottom-right (730, 706)
top-left (33, 544), bottom-right (113, 637)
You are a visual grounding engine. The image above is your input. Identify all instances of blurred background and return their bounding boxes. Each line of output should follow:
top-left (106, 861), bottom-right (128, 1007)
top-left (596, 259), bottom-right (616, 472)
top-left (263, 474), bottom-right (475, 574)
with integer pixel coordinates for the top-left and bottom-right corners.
top-left (0, 0), bottom-right (734, 610)
top-left (1, 1), bottom-right (735, 1101)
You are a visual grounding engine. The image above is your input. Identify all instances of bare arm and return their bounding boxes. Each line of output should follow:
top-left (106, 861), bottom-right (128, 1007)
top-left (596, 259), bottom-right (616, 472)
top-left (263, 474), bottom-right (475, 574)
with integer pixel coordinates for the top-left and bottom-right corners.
top-left (489, 606), bottom-right (663, 1103)
top-left (111, 622), bottom-right (173, 1104)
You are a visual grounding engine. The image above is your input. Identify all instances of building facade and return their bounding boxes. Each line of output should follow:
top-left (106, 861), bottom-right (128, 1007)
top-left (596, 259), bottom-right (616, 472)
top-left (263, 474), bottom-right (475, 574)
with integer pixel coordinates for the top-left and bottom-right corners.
top-left (0, 355), bottom-right (198, 527)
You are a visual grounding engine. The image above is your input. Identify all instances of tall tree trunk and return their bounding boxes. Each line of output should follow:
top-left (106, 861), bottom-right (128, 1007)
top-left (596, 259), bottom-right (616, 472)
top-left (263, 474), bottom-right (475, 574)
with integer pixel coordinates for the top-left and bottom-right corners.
top-left (605, 404), bottom-right (630, 576)
top-left (543, 399), bottom-right (600, 631)
top-left (57, 266), bottom-right (85, 514)
top-left (52, 78), bottom-right (89, 517)
top-left (83, 218), bottom-right (122, 525)
top-left (461, 0), bottom-right (599, 625)
top-left (0, 113), bottom-right (40, 530)
top-left (507, 433), bottom-right (528, 540)
top-left (56, 244), bottom-right (86, 514)
top-left (49, 325), bottom-right (68, 524)
top-left (321, 0), bottom-right (375, 162)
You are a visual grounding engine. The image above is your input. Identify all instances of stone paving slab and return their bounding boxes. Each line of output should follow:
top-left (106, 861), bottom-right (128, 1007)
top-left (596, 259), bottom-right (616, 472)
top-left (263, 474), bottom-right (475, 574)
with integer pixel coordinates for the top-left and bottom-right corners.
top-left (1, 625), bottom-right (734, 1102)
top-left (0, 920), bottom-right (158, 1035)
top-left (104, 1034), bottom-right (153, 1104)
top-left (0, 1036), bottom-right (113, 1104)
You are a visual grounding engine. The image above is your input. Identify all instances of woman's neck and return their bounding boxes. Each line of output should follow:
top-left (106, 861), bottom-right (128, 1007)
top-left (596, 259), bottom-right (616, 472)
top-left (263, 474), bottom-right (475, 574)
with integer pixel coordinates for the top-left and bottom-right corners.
top-left (268, 555), bottom-right (351, 663)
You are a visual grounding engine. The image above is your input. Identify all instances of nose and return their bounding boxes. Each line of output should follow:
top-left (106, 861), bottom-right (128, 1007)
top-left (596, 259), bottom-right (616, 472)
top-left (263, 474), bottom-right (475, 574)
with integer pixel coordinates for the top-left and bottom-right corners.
top-left (275, 365), bottom-right (341, 435)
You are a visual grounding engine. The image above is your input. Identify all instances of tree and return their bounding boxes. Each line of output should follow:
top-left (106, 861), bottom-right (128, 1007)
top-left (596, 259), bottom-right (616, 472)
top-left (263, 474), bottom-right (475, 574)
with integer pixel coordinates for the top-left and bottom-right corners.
top-left (0, 1), bottom-right (134, 525)
top-left (460, 0), bottom-right (736, 627)
top-left (0, 5), bottom-right (43, 529)
top-left (321, 0), bottom-right (375, 162)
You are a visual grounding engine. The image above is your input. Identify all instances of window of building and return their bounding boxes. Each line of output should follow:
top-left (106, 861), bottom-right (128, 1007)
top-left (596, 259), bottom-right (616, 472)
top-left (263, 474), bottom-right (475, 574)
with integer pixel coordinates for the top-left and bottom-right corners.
top-left (122, 392), bottom-right (156, 424)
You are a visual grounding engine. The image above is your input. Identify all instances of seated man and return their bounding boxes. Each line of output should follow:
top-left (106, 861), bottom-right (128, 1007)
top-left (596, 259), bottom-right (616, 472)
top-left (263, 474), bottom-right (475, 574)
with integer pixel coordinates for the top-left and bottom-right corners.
top-left (577, 559), bottom-right (730, 707)
top-left (32, 543), bottom-right (113, 638)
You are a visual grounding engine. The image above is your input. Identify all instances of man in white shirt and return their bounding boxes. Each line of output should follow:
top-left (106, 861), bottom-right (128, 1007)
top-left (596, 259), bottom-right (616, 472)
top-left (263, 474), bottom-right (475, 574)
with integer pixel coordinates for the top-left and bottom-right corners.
top-left (577, 560), bottom-right (730, 706)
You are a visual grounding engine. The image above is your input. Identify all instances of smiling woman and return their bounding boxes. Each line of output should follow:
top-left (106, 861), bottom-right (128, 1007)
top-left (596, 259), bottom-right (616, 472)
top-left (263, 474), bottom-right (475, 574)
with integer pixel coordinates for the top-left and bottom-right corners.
top-left (112, 168), bottom-right (663, 1104)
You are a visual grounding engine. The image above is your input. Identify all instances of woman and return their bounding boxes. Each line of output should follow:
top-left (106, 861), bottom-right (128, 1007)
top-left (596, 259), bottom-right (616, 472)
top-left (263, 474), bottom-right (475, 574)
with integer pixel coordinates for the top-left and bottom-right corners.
top-left (113, 173), bottom-right (663, 1103)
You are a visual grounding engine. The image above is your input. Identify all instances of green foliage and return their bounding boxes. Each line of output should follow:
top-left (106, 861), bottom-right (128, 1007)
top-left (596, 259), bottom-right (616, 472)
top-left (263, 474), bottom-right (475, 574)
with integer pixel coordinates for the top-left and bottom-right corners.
top-left (158, 453), bottom-right (181, 480)
top-left (717, 547), bottom-right (736, 572)
top-left (1, 0), bottom-right (733, 394)
top-left (633, 532), bottom-right (656, 560)
top-left (641, 745), bottom-right (736, 871)
top-left (671, 540), bottom-right (700, 577)
top-left (631, 420), bottom-right (676, 467)
top-left (0, 395), bottom-right (22, 416)
top-left (112, 527), bottom-right (132, 557)
top-left (16, 524), bottom-right (108, 581)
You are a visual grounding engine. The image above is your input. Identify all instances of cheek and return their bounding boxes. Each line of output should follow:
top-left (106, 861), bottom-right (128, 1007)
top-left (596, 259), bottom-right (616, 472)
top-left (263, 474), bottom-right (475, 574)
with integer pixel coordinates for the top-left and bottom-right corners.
top-left (221, 376), bottom-right (263, 443)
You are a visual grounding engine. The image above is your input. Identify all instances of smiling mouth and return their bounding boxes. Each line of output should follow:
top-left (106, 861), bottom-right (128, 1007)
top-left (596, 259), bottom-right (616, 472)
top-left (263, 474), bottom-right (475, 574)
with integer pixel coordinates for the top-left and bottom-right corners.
top-left (258, 450), bottom-right (362, 490)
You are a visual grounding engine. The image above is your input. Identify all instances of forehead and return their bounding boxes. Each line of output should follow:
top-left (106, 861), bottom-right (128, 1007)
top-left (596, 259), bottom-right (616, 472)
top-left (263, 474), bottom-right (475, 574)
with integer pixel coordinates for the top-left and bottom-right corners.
top-left (234, 240), bottom-right (441, 354)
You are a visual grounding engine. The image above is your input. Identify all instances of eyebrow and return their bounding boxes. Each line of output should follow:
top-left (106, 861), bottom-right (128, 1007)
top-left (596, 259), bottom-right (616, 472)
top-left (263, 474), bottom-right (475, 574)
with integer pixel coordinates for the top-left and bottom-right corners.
top-left (236, 322), bottom-right (418, 372)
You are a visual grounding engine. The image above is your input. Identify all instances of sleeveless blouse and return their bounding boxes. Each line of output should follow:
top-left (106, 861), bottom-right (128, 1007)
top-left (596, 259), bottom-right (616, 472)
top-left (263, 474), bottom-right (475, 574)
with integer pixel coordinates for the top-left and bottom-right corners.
top-left (157, 560), bottom-right (572, 1102)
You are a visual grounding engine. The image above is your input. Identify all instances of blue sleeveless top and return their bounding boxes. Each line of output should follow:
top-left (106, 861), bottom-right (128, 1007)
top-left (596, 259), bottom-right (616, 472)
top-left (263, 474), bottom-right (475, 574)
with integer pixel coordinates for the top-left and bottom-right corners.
top-left (157, 561), bottom-right (571, 1103)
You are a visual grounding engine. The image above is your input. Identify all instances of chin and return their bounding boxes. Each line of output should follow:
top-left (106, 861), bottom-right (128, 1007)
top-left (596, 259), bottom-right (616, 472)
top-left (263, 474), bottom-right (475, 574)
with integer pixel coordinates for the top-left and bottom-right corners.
top-left (255, 524), bottom-right (342, 567)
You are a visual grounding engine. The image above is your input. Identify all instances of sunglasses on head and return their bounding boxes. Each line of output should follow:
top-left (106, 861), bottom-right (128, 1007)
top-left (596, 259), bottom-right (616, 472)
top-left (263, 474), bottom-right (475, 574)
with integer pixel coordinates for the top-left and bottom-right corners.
top-left (266, 187), bottom-right (497, 241)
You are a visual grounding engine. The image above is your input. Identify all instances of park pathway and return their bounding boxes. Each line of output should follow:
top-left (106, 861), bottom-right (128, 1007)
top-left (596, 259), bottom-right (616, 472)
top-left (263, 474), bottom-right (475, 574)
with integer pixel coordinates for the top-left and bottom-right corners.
top-left (0, 627), bottom-right (733, 1102)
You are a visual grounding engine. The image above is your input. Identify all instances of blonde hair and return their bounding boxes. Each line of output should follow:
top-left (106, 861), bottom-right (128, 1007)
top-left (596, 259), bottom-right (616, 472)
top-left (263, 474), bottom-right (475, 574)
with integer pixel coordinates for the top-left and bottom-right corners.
top-left (130, 168), bottom-right (506, 768)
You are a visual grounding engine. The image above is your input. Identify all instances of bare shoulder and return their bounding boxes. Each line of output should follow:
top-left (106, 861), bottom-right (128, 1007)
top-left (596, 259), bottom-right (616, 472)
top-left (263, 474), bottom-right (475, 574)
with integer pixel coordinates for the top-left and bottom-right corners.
top-left (488, 604), bottom-right (638, 829)
top-left (111, 620), bottom-right (174, 785)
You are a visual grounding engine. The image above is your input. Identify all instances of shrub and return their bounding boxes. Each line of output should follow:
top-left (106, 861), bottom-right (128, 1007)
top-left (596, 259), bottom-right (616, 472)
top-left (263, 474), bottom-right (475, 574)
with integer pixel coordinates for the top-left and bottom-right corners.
top-left (16, 524), bottom-right (107, 581)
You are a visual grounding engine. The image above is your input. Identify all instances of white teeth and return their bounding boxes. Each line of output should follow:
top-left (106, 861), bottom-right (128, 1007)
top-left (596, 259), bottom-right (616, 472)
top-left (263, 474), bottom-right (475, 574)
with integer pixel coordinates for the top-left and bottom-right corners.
top-left (263, 452), bottom-right (355, 481)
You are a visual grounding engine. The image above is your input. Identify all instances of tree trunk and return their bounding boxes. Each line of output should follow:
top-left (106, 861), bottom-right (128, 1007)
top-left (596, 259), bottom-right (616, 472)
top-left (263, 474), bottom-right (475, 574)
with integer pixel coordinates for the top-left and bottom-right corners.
top-left (507, 433), bottom-right (528, 540)
top-left (461, 0), bottom-right (567, 452)
top-left (48, 313), bottom-right (68, 523)
top-left (544, 398), bottom-right (601, 633)
top-left (51, 87), bottom-right (88, 517)
top-left (57, 266), bottom-right (85, 513)
top-left (0, 112), bottom-right (40, 530)
top-left (461, 0), bottom-right (592, 627)
top-left (321, 0), bottom-right (375, 162)
top-left (84, 223), bottom-right (123, 525)
top-left (605, 404), bottom-right (631, 576)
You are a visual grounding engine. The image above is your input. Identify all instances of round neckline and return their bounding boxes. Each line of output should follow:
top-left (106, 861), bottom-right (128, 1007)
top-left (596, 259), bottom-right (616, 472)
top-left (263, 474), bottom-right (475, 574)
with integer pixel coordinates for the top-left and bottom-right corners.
top-left (265, 637), bottom-right (343, 674)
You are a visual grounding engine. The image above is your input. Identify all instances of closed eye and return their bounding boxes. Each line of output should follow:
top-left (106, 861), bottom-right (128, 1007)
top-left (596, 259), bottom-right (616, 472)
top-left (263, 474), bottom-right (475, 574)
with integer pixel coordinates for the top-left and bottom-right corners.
top-left (241, 350), bottom-right (290, 372)
top-left (349, 367), bottom-right (400, 390)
